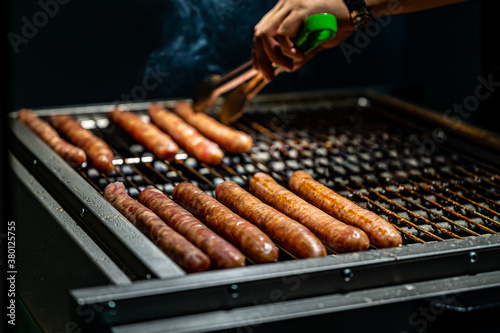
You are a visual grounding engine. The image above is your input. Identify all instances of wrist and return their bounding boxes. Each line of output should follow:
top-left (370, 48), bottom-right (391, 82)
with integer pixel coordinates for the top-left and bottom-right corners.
top-left (337, 0), bottom-right (356, 32)
top-left (344, 0), bottom-right (375, 30)
top-left (364, 0), bottom-right (406, 18)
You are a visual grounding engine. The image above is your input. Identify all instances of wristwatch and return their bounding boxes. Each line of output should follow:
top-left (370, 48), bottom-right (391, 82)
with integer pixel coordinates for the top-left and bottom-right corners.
top-left (344, 0), bottom-right (375, 30)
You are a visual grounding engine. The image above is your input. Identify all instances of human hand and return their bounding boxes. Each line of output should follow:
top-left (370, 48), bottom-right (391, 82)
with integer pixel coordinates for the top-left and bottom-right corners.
top-left (252, 0), bottom-right (355, 81)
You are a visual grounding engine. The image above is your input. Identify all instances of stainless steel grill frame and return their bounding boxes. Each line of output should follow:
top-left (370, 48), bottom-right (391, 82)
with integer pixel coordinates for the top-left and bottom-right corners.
top-left (8, 90), bottom-right (500, 332)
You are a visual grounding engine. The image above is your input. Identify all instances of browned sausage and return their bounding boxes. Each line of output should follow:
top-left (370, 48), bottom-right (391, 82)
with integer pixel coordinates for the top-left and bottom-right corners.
top-left (104, 182), bottom-right (211, 273)
top-left (174, 100), bottom-right (253, 154)
top-left (148, 103), bottom-right (224, 165)
top-left (17, 109), bottom-right (86, 167)
top-left (250, 173), bottom-right (370, 253)
top-left (289, 170), bottom-right (403, 248)
top-left (172, 182), bottom-right (278, 264)
top-left (138, 187), bottom-right (245, 269)
top-left (216, 181), bottom-right (326, 259)
top-left (109, 107), bottom-right (179, 161)
top-left (49, 114), bottom-right (114, 174)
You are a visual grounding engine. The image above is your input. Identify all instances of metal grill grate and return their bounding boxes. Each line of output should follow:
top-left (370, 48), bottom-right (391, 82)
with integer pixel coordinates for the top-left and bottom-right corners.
top-left (69, 102), bottom-right (500, 257)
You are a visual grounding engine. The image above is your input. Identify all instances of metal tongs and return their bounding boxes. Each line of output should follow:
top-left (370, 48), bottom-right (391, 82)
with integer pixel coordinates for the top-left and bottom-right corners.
top-left (192, 13), bottom-right (338, 124)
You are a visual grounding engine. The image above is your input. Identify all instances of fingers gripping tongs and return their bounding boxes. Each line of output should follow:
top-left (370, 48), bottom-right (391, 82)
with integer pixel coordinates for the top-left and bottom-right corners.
top-left (191, 13), bottom-right (338, 124)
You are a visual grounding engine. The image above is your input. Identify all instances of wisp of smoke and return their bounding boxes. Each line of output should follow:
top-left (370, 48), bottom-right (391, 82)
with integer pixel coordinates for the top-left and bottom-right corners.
top-left (145, 0), bottom-right (275, 99)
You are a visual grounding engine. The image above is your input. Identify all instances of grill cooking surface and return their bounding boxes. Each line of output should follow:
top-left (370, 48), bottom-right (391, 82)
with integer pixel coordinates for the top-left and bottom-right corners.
top-left (10, 93), bottom-right (500, 332)
top-left (67, 100), bottom-right (500, 256)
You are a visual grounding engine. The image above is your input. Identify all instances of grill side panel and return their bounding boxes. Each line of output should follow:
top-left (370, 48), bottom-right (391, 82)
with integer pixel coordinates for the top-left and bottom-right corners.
top-left (10, 153), bottom-right (131, 333)
top-left (9, 120), bottom-right (186, 280)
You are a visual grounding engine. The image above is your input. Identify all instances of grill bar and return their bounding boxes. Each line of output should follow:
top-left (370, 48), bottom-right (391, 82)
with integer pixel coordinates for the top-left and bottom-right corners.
top-left (424, 169), bottom-right (500, 212)
top-left (384, 174), bottom-right (497, 235)
top-left (350, 177), bottom-right (450, 241)
top-left (435, 160), bottom-right (500, 200)
top-left (382, 134), bottom-right (500, 201)
top-left (402, 175), bottom-right (498, 234)
top-left (364, 176), bottom-right (478, 237)
top-left (341, 183), bottom-right (428, 244)
top-left (453, 165), bottom-right (500, 191)
top-left (410, 171), bottom-right (500, 226)
top-left (78, 166), bottom-right (105, 195)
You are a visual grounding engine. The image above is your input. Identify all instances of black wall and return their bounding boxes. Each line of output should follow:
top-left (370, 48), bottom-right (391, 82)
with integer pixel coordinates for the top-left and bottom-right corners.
top-left (3, 0), bottom-right (498, 134)
top-left (5, 0), bottom-right (488, 112)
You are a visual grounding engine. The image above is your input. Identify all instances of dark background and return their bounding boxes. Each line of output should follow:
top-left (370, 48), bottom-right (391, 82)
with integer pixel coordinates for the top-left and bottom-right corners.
top-left (3, 0), bottom-right (496, 118)
top-left (0, 1), bottom-right (498, 331)
top-left (2, 0), bottom-right (499, 223)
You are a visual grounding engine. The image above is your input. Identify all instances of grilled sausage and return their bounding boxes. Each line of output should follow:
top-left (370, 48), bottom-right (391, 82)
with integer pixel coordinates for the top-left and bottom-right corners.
top-left (174, 100), bottom-right (253, 154)
top-left (216, 181), bottom-right (326, 259)
top-left (104, 182), bottom-right (211, 273)
top-left (289, 170), bottom-right (403, 248)
top-left (49, 114), bottom-right (114, 174)
top-left (109, 107), bottom-right (179, 161)
top-left (148, 103), bottom-right (224, 165)
top-left (250, 173), bottom-right (370, 253)
top-left (17, 109), bottom-right (86, 167)
top-left (172, 182), bottom-right (278, 264)
top-left (138, 188), bottom-right (245, 269)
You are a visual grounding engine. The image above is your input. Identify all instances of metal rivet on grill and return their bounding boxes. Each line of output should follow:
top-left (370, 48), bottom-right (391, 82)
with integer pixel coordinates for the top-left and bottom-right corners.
top-left (342, 269), bottom-right (354, 282)
top-left (432, 128), bottom-right (447, 142)
top-left (80, 208), bottom-right (86, 218)
top-left (106, 301), bottom-right (117, 316)
top-left (357, 97), bottom-right (370, 108)
top-left (33, 159), bottom-right (37, 168)
top-left (469, 251), bottom-right (478, 263)
top-left (228, 284), bottom-right (239, 298)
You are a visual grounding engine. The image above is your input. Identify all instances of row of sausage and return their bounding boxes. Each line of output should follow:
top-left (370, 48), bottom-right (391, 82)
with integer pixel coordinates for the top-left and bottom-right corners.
top-left (17, 100), bottom-right (253, 174)
top-left (104, 170), bottom-right (403, 273)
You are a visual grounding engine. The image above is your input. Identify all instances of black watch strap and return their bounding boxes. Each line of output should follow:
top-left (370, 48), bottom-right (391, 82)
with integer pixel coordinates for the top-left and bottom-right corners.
top-left (345, 0), bottom-right (375, 30)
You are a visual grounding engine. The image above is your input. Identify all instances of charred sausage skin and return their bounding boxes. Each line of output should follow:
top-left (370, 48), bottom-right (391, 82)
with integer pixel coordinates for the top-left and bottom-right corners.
top-left (289, 170), bottom-right (403, 248)
top-left (216, 181), bottom-right (326, 259)
top-left (250, 173), bottom-right (370, 253)
top-left (17, 109), bottom-right (86, 168)
top-left (172, 182), bottom-right (278, 264)
top-left (173, 100), bottom-right (252, 154)
top-left (50, 114), bottom-right (114, 174)
top-left (138, 188), bottom-right (245, 269)
top-left (104, 182), bottom-right (211, 273)
top-left (148, 103), bottom-right (224, 165)
top-left (110, 107), bottom-right (179, 161)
